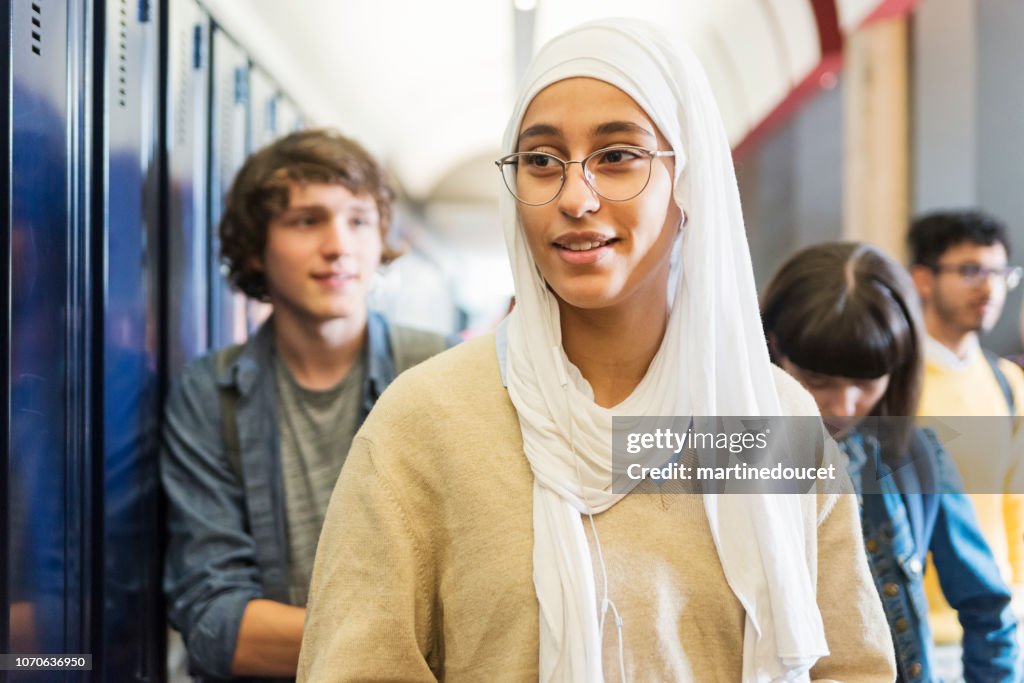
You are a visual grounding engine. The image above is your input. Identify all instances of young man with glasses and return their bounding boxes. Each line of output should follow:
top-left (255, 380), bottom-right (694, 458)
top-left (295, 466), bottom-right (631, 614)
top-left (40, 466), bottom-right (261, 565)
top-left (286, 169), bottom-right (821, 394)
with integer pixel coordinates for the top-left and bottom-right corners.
top-left (908, 209), bottom-right (1024, 664)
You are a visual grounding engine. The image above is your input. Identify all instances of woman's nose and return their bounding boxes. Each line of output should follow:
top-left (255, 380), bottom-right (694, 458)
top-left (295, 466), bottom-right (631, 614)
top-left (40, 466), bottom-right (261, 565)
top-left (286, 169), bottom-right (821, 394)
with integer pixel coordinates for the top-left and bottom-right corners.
top-left (823, 387), bottom-right (859, 417)
top-left (556, 163), bottom-right (600, 218)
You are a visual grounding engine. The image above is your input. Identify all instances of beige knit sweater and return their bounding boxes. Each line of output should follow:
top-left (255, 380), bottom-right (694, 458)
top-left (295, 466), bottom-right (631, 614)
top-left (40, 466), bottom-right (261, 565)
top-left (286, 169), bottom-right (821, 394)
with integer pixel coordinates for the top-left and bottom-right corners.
top-left (298, 335), bottom-right (896, 682)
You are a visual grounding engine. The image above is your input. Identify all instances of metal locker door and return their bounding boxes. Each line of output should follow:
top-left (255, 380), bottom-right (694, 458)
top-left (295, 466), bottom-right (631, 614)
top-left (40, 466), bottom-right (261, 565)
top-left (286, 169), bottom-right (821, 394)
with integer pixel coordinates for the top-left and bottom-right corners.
top-left (96, 0), bottom-right (163, 679)
top-left (166, 0), bottom-right (211, 373)
top-left (277, 97), bottom-right (305, 135)
top-left (4, 0), bottom-right (91, 678)
top-left (248, 66), bottom-right (278, 150)
top-left (208, 27), bottom-right (250, 347)
top-left (241, 66), bottom-right (278, 334)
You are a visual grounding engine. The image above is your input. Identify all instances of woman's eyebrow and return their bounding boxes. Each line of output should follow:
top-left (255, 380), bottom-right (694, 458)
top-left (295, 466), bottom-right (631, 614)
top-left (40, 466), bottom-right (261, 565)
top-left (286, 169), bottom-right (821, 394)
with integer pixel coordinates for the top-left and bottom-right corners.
top-left (517, 123), bottom-right (561, 146)
top-left (593, 120), bottom-right (656, 140)
top-left (517, 120), bottom-right (656, 146)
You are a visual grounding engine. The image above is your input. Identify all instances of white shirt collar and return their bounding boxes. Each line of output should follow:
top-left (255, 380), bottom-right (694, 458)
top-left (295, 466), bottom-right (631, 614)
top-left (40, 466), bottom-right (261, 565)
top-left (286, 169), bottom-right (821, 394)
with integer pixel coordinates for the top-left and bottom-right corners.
top-left (925, 333), bottom-right (980, 370)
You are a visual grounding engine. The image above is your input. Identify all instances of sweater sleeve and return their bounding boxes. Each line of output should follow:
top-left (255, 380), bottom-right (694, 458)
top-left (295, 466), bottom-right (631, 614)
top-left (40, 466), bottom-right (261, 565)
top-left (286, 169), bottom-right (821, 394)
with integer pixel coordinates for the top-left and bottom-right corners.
top-left (1003, 429), bottom-right (1024, 586)
top-left (1004, 493), bottom-right (1024, 585)
top-left (1000, 359), bottom-right (1024, 586)
top-left (809, 491), bottom-right (897, 683)
top-left (298, 435), bottom-right (439, 682)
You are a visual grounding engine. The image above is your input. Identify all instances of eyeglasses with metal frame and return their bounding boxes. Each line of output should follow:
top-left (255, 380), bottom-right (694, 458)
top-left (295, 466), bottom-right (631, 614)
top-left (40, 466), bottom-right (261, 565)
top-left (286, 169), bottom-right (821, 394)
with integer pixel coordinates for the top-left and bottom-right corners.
top-left (929, 262), bottom-right (1024, 290)
top-left (495, 145), bottom-right (675, 206)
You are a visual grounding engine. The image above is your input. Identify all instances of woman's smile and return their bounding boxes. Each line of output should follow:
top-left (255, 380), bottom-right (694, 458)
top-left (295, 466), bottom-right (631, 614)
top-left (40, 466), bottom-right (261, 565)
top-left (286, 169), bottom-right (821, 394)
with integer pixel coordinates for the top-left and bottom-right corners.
top-left (551, 230), bottom-right (621, 264)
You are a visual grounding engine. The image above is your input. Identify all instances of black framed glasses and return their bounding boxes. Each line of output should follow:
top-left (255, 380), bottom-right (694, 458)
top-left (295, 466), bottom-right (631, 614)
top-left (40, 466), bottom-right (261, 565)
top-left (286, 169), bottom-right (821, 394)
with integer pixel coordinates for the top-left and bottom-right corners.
top-left (494, 145), bottom-right (675, 206)
top-left (930, 262), bottom-right (1023, 290)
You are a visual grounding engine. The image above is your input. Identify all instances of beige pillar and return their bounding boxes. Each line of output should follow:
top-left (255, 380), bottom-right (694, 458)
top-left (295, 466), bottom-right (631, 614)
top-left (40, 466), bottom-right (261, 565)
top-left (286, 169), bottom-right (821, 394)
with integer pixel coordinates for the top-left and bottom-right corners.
top-left (843, 17), bottom-right (910, 262)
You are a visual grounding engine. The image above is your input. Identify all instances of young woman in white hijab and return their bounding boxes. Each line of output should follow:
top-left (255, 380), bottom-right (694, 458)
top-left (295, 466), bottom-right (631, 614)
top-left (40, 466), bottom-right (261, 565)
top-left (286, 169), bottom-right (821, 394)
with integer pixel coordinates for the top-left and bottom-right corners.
top-left (298, 18), bottom-right (895, 683)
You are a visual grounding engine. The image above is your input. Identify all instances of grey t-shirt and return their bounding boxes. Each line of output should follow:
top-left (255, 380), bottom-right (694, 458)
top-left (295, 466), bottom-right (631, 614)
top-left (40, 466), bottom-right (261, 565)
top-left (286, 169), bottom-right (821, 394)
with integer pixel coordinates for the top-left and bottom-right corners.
top-left (273, 351), bottom-right (366, 607)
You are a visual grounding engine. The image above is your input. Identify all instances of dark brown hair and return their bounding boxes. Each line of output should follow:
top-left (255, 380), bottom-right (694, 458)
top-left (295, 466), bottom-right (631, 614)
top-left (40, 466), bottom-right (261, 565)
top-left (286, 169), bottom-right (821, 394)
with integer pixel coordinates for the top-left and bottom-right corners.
top-left (908, 209), bottom-right (1011, 266)
top-left (219, 128), bottom-right (400, 300)
top-left (761, 242), bottom-right (924, 457)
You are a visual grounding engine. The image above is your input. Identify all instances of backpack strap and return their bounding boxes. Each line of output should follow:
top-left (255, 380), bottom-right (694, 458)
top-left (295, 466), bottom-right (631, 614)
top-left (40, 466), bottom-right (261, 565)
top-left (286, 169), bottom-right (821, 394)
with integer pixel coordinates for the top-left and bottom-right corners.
top-left (214, 344), bottom-right (246, 481)
top-left (389, 325), bottom-right (449, 375)
top-left (983, 348), bottom-right (1016, 417)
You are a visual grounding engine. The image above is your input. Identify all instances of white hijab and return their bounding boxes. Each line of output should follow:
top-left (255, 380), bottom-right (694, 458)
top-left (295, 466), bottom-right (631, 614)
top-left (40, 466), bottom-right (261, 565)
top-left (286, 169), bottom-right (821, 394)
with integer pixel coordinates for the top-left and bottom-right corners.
top-left (499, 19), bottom-right (829, 682)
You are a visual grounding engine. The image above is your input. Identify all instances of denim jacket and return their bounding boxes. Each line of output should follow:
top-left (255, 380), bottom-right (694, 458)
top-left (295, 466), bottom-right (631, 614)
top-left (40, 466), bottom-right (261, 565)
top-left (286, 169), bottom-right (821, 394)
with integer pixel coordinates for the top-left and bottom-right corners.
top-left (161, 313), bottom-right (444, 681)
top-left (840, 428), bottom-right (1018, 683)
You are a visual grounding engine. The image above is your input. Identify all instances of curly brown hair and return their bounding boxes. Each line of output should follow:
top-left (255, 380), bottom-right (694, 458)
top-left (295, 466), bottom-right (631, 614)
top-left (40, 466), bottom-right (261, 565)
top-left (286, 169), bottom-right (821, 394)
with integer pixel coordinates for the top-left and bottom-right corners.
top-left (219, 128), bottom-right (400, 300)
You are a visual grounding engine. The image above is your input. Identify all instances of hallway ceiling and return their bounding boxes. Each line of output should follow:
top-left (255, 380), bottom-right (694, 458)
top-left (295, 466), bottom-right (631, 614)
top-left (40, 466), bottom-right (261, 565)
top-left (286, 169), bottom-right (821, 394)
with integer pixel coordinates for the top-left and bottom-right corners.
top-left (200, 0), bottom-right (902, 202)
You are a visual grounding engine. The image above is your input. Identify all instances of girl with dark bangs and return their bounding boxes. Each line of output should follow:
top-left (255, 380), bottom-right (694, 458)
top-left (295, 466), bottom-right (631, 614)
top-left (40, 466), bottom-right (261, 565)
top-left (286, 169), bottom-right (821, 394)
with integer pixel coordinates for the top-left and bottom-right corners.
top-left (763, 242), bottom-right (1019, 683)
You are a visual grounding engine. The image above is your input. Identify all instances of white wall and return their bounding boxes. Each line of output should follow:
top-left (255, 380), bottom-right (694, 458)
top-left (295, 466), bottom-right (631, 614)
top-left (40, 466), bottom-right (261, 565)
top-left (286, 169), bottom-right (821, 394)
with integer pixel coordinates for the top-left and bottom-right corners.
top-left (737, 82), bottom-right (844, 291)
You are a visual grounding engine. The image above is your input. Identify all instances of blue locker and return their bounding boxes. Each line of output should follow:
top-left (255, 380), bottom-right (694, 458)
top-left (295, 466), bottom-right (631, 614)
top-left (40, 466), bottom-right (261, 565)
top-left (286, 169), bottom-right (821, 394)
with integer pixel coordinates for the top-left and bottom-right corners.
top-left (5, 0), bottom-right (90, 678)
top-left (5, 0), bottom-right (166, 678)
top-left (208, 27), bottom-right (251, 347)
top-left (166, 0), bottom-right (211, 371)
top-left (3, 1), bottom-right (310, 678)
top-left (96, 0), bottom-right (163, 678)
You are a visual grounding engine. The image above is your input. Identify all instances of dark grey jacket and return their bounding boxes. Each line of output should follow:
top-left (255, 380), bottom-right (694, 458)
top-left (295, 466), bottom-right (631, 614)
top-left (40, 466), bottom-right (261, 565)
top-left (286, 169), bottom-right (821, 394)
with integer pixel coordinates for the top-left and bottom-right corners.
top-left (161, 312), bottom-right (448, 681)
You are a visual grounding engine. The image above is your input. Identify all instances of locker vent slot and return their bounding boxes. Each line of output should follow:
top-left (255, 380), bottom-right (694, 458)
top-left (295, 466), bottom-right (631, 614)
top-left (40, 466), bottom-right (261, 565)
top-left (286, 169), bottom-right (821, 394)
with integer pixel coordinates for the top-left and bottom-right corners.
top-left (173, 27), bottom-right (192, 146)
top-left (30, 3), bottom-right (42, 55)
top-left (118, 0), bottom-right (128, 107)
top-left (192, 24), bottom-right (203, 69)
top-left (233, 67), bottom-right (248, 105)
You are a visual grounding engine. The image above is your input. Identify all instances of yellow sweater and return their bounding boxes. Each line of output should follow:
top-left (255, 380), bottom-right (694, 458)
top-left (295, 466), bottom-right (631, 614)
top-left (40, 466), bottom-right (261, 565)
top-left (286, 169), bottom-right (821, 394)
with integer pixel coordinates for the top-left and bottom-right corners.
top-left (919, 337), bottom-right (1024, 642)
top-left (298, 335), bottom-right (895, 682)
